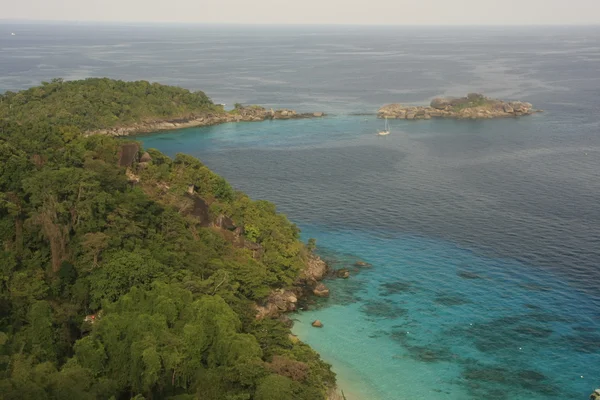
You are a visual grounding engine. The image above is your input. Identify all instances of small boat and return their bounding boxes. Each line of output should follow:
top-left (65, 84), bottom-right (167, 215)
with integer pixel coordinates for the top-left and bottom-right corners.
top-left (11, 32), bottom-right (16, 36)
top-left (378, 117), bottom-right (390, 136)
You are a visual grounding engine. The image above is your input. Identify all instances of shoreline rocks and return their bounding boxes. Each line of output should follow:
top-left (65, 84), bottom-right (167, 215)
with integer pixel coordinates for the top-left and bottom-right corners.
top-left (86, 105), bottom-right (326, 137)
top-left (255, 254), bottom-right (331, 319)
top-left (378, 93), bottom-right (540, 120)
top-left (313, 282), bottom-right (330, 297)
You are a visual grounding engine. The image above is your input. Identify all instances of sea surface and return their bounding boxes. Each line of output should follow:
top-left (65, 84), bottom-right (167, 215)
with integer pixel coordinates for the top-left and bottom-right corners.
top-left (2, 22), bottom-right (600, 399)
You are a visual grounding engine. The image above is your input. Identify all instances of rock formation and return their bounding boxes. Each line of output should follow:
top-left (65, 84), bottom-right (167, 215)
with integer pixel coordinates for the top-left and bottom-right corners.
top-left (87, 105), bottom-right (326, 137)
top-left (313, 283), bottom-right (330, 297)
top-left (336, 268), bottom-right (350, 279)
top-left (255, 289), bottom-right (300, 319)
top-left (312, 320), bottom-right (323, 328)
top-left (378, 94), bottom-right (540, 120)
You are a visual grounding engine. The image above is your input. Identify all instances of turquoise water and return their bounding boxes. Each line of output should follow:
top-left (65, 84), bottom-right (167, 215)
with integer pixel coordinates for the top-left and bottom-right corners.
top-left (141, 116), bottom-right (600, 400)
top-left (293, 227), bottom-right (598, 400)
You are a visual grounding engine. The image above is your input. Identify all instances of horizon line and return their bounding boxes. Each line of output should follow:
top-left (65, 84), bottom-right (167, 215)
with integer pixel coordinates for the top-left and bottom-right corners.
top-left (2, 18), bottom-right (600, 28)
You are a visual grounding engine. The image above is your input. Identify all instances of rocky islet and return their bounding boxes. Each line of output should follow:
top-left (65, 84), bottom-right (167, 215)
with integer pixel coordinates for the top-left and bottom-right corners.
top-left (378, 93), bottom-right (541, 120)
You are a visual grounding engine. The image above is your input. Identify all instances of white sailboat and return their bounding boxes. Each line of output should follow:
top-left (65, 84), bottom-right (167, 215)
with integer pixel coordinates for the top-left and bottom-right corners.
top-left (378, 117), bottom-right (390, 136)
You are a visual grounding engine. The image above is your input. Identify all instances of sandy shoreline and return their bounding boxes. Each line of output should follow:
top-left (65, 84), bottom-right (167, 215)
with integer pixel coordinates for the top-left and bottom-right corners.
top-left (292, 321), bottom-right (384, 400)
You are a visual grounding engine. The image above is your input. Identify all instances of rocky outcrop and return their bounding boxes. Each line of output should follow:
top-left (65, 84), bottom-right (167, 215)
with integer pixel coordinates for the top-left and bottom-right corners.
top-left (312, 320), bottom-right (323, 328)
top-left (183, 194), bottom-right (211, 227)
top-left (378, 94), bottom-right (540, 120)
top-left (256, 254), bottom-right (330, 319)
top-left (255, 289), bottom-right (300, 319)
top-left (302, 255), bottom-right (329, 282)
top-left (213, 214), bottom-right (236, 231)
top-left (140, 151), bottom-right (152, 163)
top-left (313, 283), bottom-right (330, 297)
top-left (86, 106), bottom-right (326, 137)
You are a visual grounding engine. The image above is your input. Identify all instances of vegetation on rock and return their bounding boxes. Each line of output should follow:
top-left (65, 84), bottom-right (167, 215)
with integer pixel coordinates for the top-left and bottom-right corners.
top-left (0, 79), bottom-right (335, 399)
top-left (378, 93), bottom-right (537, 120)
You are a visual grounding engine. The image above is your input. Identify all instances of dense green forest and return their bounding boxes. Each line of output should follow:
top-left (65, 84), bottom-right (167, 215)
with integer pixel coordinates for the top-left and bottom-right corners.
top-left (0, 79), bottom-right (335, 399)
top-left (0, 78), bottom-right (222, 131)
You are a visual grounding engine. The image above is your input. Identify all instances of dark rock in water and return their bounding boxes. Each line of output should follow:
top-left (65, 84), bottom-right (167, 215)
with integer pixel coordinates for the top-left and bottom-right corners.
top-left (518, 283), bottom-right (553, 292)
top-left (312, 283), bottom-right (330, 297)
top-left (407, 345), bottom-right (454, 363)
top-left (379, 281), bottom-right (413, 296)
top-left (573, 325), bottom-right (598, 333)
top-left (354, 261), bottom-right (371, 267)
top-left (512, 324), bottom-right (553, 338)
top-left (389, 329), bottom-right (409, 344)
top-left (336, 268), bottom-right (350, 279)
top-left (312, 320), bottom-right (323, 328)
top-left (517, 369), bottom-right (547, 383)
top-left (462, 366), bottom-right (511, 383)
top-left (461, 364), bottom-right (559, 398)
top-left (434, 294), bottom-right (470, 306)
top-left (561, 332), bottom-right (600, 353)
top-left (361, 300), bottom-right (408, 319)
top-left (457, 270), bottom-right (483, 280)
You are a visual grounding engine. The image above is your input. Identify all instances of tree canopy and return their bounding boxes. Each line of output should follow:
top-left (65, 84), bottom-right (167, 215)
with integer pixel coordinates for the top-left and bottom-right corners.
top-left (0, 79), bottom-right (334, 399)
top-left (0, 78), bottom-right (222, 131)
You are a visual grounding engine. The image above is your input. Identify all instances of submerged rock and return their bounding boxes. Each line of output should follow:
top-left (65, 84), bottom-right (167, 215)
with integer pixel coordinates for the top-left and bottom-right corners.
top-left (354, 261), bottom-right (371, 267)
top-left (313, 283), bottom-right (330, 297)
top-left (336, 268), bottom-right (350, 279)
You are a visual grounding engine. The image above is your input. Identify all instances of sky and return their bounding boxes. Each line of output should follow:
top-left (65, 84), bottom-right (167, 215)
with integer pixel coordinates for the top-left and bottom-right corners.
top-left (2, 0), bottom-right (599, 25)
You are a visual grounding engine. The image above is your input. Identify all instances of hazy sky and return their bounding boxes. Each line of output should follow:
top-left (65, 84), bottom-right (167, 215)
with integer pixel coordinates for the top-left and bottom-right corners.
top-left (3, 0), bottom-right (599, 25)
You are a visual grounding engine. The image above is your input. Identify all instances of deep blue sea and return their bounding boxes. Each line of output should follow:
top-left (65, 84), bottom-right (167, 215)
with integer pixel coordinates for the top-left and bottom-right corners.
top-left (2, 22), bottom-right (600, 399)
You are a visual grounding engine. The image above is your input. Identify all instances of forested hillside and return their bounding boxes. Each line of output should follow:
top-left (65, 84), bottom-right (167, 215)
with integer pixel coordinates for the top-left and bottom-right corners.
top-left (0, 79), bottom-right (335, 399)
top-left (0, 78), bottom-right (222, 131)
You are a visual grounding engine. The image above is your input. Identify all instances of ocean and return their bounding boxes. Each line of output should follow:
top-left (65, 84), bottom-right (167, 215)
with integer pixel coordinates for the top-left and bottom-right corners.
top-left (2, 22), bottom-right (600, 399)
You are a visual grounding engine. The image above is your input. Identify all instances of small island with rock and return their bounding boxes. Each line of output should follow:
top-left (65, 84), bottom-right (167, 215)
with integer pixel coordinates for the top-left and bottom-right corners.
top-left (378, 93), bottom-right (541, 120)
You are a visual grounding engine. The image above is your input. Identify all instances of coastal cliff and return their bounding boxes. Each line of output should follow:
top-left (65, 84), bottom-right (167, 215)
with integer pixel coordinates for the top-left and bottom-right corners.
top-left (378, 93), bottom-right (540, 120)
top-left (0, 78), bottom-right (337, 400)
top-left (88, 105), bottom-right (325, 136)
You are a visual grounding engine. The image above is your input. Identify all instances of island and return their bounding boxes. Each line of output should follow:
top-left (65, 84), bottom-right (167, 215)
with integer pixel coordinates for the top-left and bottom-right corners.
top-left (0, 78), bottom-right (343, 400)
top-left (378, 93), bottom-right (541, 120)
top-left (0, 77), bottom-right (325, 137)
